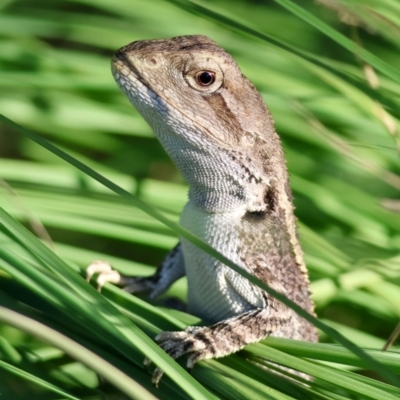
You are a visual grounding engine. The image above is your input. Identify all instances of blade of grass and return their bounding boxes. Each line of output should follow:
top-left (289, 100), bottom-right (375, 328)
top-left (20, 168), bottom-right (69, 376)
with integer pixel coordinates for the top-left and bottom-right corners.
top-left (0, 307), bottom-right (157, 400)
top-left (1, 114), bottom-right (399, 386)
top-left (272, 0), bottom-right (400, 83)
top-left (0, 291), bottom-right (191, 400)
top-left (0, 360), bottom-right (81, 400)
top-left (263, 337), bottom-right (400, 372)
top-left (164, 0), bottom-right (400, 84)
top-left (0, 209), bottom-right (216, 400)
top-left (246, 344), bottom-right (400, 400)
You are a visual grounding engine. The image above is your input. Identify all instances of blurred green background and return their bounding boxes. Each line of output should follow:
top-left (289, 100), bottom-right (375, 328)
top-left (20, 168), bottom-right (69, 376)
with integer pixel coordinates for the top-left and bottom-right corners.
top-left (1, 0), bottom-right (400, 399)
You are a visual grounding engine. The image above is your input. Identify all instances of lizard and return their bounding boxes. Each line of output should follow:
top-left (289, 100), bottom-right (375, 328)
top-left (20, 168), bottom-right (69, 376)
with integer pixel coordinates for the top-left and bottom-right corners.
top-left (86, 35), bottom-right (318, 385)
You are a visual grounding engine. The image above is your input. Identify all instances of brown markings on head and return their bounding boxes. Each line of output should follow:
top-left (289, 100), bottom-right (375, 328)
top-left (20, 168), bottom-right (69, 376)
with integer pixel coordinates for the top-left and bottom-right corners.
top-left (118, 35), bottom-right (224, 57)
top-left (204, 93), bottom-right (243, 139)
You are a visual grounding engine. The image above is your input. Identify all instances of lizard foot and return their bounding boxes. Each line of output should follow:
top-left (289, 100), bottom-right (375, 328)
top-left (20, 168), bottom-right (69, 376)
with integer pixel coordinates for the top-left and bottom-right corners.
top-left (86, 260), bottom-right (122, 291)
top-left (86, 260), bottom-right (162, 295)
top-left (151, 327), bottom-right (214, 386)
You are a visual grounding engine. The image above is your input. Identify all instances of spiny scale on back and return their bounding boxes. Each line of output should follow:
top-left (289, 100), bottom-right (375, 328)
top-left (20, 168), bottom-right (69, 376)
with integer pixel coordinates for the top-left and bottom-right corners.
top-left (90, 35), bottom-right (317, 385)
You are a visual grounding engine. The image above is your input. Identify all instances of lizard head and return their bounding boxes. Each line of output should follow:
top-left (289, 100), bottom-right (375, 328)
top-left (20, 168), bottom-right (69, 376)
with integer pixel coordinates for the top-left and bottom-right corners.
top-left (112, 35), bottom-right (285, 212)
top-left (111, 35), bottom-right (274, 151)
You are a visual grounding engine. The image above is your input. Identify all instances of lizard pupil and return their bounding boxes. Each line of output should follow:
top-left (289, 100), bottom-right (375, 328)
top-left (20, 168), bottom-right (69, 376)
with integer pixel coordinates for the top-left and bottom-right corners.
top-left (197, 71), bottom-right (215, 86)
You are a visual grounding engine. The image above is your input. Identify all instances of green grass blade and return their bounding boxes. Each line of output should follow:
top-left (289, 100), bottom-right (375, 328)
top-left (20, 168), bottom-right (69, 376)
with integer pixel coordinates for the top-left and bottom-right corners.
top-left (1, 114), bottom-right (399, 387)
top-left (0, 307), bottom-right (157, 400)
top-left (246, 344), bottom-right (400, 400)
top-left (0, 360), bottom-right (81, 400)
top-left (0, 208), bottom-right (216, 400)
top-left (273, 0), bottom-right (400, 83)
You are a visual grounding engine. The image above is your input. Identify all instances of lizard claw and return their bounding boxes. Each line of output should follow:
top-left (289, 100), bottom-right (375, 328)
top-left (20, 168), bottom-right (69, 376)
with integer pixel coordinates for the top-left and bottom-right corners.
top-left (144, 354), bottom-right (167, 387)
top-left (86, 260), bottom-right (122, 291)
top-left (149, 328), bottom-right (210, 385)
top-left (146, 331), bottom-right (201, 386)
top-left (152, 367), bottom-right (164, 387)
top-left (143, 356), bottom-right (152, 370)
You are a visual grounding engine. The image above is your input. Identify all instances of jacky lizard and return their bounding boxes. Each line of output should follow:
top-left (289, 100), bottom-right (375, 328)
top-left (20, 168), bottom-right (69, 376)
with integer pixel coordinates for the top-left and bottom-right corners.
top-left (87, 35), bottom-right (318, 385)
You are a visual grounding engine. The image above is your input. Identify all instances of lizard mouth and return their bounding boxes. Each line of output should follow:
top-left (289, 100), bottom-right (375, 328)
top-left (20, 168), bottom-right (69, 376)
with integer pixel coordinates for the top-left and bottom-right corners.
top-left (111, 52), bottom-right (156, 95)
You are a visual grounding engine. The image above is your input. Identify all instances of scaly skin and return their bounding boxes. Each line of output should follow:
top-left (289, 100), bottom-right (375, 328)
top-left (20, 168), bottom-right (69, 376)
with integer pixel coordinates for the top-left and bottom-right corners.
top-left (88, 35), bottom-right (317, 385)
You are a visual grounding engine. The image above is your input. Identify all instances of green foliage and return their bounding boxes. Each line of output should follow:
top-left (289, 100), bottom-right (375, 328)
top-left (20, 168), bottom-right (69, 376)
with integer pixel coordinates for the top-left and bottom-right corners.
top-left (0, 0), bottom-right (399, 398)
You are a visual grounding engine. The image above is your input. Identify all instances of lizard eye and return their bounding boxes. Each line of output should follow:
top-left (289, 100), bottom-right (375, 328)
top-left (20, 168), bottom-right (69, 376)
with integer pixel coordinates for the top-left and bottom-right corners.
top-left (184, 61), bottom-right (223, 93)
top-left (195, 71), bottom-right (215, 86)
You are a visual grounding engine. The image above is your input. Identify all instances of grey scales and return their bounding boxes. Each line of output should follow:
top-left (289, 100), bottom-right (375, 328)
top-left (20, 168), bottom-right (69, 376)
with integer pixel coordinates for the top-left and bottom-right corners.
top-left (86, 35), bottom-right (318, 386)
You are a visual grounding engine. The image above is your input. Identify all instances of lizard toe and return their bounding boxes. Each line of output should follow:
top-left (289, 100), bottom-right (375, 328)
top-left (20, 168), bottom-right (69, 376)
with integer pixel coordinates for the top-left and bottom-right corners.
top-left (157, 330), bottom-right (209, 361)
top-left (86, 260), bottom-right (112, 282)
top-left (151, 367), bottom-right (164, 387)
top-left (86, 261), bottom-right (122, 291)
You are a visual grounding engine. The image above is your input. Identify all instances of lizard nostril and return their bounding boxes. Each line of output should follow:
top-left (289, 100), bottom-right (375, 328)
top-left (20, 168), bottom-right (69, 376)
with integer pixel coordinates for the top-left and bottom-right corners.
top-left (143, 55), bottom-right (159, 68)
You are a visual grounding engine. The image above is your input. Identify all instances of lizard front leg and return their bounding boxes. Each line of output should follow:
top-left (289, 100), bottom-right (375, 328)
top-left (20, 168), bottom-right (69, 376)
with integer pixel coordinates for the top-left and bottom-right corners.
top-left (151, 300), bottom-right (292, 385)
top-left (86, 243), bottom-right (185, 298)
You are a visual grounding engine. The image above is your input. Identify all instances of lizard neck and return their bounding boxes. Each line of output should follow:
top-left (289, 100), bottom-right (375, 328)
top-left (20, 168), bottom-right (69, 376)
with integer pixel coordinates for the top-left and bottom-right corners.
top-left (155, 125), bottom-right (264, 213)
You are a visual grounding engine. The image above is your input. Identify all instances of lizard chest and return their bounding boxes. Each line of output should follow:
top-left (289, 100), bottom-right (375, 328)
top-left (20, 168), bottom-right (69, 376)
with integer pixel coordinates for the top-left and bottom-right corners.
top-left (179, 202), bottom-right (265, 323)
